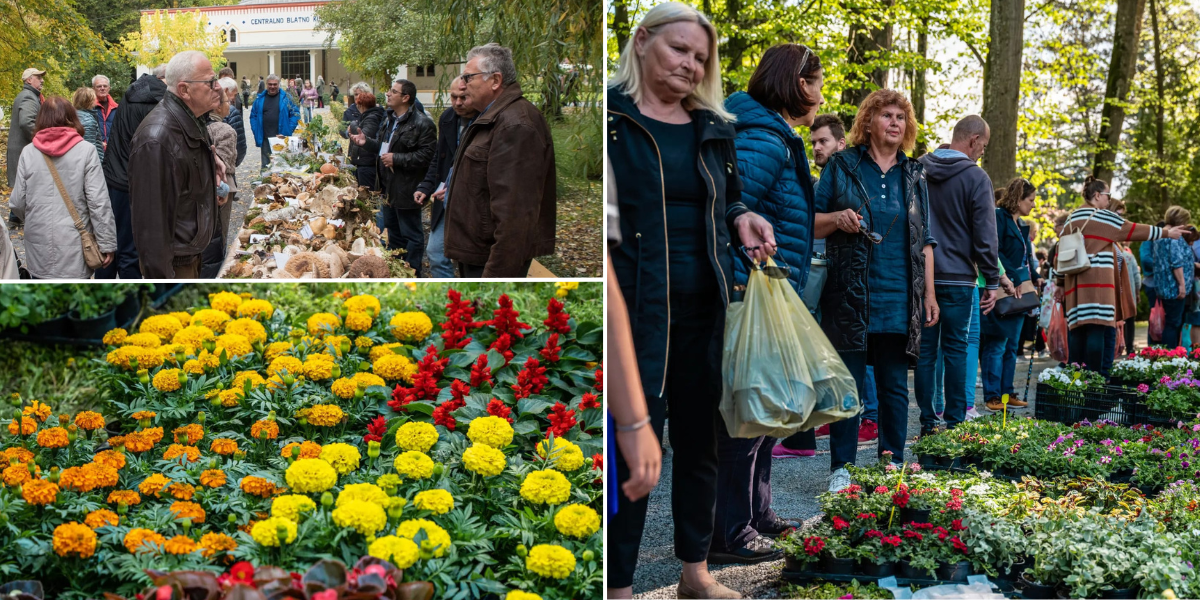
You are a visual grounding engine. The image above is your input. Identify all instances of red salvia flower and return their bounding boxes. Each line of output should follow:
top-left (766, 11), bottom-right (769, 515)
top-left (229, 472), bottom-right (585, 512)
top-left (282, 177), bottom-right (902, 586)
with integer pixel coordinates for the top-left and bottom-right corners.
top-left (544, 298), bottom-right (571, 334)
top-left (512, 357), bottom-right (550, 400)
top-left (594, 364), bottom-right (603, 392)
top-left (441, 289), bottom-right (478, 349)
top-left (470, 354), bottom-right (492, 388)
top-left (546, 402), bottom-right (577, 438)
top-left (363, 415), bottom-right (387, 443)
top-left (432, 400), bottom-right (462, 431)
top-left (450, 379), bottom-right (471, 403)
top-left (490, 333), bottom-right (515, 363)
top-left (487, 398), bottom-right (514, 424)
top-left (540, 333), bottom-right (562, 363)
top-left (592, 453), bottom-right (602, 471)
top-left (388, 384), bottom-right (413, 413)
top-left (579, 392), bottom-right (600, 410)
top-left (485, 294), bottom-right (532, 339)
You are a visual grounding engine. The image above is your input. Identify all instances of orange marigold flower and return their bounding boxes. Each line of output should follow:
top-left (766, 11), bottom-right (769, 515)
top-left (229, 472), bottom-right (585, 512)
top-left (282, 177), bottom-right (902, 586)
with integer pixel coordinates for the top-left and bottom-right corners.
top-left (251, 420), bottom-right (279, 440)
top-left (74, 411), bottom-right (105, 431)
top-left (53, 522), bottom-right (97, 558)
top-left (107, 490), bottom-right (141, 506)
top-left (163, 444), bottom-right (201, 463)
top-left (281, 440), bottom-right (323, 459)
top-left (240, 476), bottom-right (278, 498)
top-left (169, 500), bottom-right (207, 523)
top-left (124, 528), bottom-right (167, 553)
top-left (131, 411), bottom-right (157, 420)
top-left (198, 532), bottom-right (238, 558)
top-left (164, 535), bottom-right (198, 555)
top-left (7, 417), bottom-right (35, 436)
top-left (59, 463), bottom-right (119, 493)
top-left (2, 447), bottom-right (33, 464)
top-left (144, 427), bottom-right (164, 444)
top-left (92, 450), bottom-right (127, 470)
top-left (84, 509), bottom-right (119, 529)
top-left (166, 482), bottom-right (195, 500)
top-left (210, 438), bottom-right (239, 456)
top-left (172, 424), bottom-right (204, 445)
top-left (22, 479), bottom-right (58, 505)
top-left (124, 430), bottom-right (156, 453)
top-left (36, 426), bottom-right (69, 448)
top-left (23, 401), bottom-right (51, 422)
top-left (199, 469), bottom-right (227, 488)
top-left (138, 473), bottom-right (171, 497)
top-left (2, 464), bottom-right (32, 486)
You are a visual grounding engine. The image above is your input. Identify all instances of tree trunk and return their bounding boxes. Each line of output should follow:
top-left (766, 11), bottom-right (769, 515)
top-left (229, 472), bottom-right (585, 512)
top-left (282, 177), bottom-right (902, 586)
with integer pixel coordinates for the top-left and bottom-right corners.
top-left (1150, 0), bottom-right (1167, 210)
top-left (612, 0), bottom-right (630, 53)
top-left (980, 0), bottom-right (1024, 188)
top-left (840, 0), bottom-right (894, 127)
top-left (1092, 0), bottom-right (1147, 184)
top-left (913, 25), bottom-right (928, 156)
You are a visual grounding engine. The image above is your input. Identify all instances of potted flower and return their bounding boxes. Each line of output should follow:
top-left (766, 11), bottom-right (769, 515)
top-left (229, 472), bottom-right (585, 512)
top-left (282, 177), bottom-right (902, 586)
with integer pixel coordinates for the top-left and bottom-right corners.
top-left (894, 527), bottom-right (938, 580)
top-left (778, 530), bottom-right (827, 573)
top-left (819, 535), bottom-right (856, 575)
top-left (1020, 557), bottom-right (1060, 599)
top-left (853, 531), bottom-right (901, 577)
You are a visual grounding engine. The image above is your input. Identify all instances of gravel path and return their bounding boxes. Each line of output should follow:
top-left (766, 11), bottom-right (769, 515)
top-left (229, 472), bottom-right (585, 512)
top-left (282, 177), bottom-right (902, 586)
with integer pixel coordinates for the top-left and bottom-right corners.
top-left (629, 341), bottom-right (1073, 599)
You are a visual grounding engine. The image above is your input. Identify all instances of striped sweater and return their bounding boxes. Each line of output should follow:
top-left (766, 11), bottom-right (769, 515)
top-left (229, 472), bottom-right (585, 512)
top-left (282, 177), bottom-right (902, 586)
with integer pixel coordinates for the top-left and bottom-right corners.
top-left (1054, 207), bottom-right (1162, 329)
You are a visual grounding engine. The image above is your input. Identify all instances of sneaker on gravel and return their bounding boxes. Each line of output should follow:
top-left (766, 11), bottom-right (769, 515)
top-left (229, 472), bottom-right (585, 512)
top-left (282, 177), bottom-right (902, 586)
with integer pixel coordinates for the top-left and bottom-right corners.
top-left (828, 467), bottom-right (852, 493)
top-left (707, 535), bottom-right (783, 565)
top-left (965, 407), bottom-right (983, 420)
top-left (772, 445), bottom-right (816, 458)
top-left (814, 423), bottom-right (831, 438)
top-left (857, 419), bottom-right (879, 442)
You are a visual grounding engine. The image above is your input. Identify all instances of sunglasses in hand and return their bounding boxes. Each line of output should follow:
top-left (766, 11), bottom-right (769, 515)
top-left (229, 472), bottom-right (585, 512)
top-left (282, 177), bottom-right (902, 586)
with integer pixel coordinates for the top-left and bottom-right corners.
top-left (740, 246), bottom-right (791, 280)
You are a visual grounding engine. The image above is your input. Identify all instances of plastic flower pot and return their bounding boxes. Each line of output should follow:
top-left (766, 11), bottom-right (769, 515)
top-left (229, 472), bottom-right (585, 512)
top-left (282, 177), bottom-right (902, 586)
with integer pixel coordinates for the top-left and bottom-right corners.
top-left (860, 560), bottom-right (895, 578)
top-left (898, 559), bottom-right (926, 580)
top-left (899, 507), bottom-right (932, 524)
top-left (115, 293), bottom-right (142, 329)
top-left (150, 283), bottom-right (186, 309)
top-left (1136, 484), bottom-right (1160, 497)
top-left (1099, 586), bottom-right (1138, 599)
top-left (1000, 558), bottom-right (1030, 581)
top-left (962, 455), bottom-right (981, 467)
top-left (1019, 573), bottom-right (1056, 599)
top-left (29, 313), bottom-right (71, 337)
top-left (935, 560), bottom-right (971, 582)
top-left (821, 556), bottom-right (856, 575)
top-left (918, 454), bottom-right (937, 467)
top-left (935, 455), bottom-right (955, 467)
top-left (68, 308), bottom-right (118, 341)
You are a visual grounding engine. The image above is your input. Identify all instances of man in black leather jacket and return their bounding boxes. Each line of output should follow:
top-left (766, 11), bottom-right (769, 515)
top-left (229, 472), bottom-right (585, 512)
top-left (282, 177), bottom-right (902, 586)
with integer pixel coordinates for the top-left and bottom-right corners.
top-left (415, 77), bottom-right (477, 278)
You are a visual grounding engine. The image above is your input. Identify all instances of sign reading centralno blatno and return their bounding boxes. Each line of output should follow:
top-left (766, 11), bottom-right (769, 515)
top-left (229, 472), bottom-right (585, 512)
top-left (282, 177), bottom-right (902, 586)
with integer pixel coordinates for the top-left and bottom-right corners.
top-left (249, 15), bottom-right (317, 26)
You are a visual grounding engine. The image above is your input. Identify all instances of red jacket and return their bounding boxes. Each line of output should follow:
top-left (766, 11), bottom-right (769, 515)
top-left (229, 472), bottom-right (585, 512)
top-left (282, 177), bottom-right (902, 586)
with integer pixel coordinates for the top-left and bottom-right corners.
top-left (95, 96), bottom-right (119, 143)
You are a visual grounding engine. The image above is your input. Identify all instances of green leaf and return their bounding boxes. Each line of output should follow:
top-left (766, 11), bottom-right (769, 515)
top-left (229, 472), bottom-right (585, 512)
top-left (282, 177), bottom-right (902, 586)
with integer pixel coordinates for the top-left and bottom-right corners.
top-left (516, 397), bottom-right (552, 416)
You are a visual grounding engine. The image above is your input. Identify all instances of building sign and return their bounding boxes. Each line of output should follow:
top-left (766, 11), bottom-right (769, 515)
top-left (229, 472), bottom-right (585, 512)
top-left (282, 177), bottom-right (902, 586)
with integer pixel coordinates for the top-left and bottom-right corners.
top-left (248, 15), bottom-right (317, 26)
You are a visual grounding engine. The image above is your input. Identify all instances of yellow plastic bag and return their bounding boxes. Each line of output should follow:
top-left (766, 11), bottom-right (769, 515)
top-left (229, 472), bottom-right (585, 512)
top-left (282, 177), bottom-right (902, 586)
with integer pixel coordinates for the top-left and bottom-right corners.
top-left (720, 259), bottom-right (861, 438)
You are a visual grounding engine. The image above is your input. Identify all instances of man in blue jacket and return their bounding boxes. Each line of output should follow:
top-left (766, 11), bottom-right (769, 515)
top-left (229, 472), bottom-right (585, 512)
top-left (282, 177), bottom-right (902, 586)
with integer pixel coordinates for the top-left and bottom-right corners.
top-left (249, 74), bottom-right (300, 172)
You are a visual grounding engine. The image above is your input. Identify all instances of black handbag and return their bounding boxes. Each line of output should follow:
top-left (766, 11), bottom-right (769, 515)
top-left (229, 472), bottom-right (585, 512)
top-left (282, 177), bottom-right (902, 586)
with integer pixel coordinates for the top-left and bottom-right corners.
top-left (995, 280), bottom-right (1040, 317)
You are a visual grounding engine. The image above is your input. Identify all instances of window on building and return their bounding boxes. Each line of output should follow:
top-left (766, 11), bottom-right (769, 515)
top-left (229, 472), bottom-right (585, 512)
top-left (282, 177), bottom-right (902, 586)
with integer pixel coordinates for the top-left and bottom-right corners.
top-left (281, 50), bottom-right (310, 81)
top-left (427, 64), bottom-right (435, 77)
top-left (415, 65), bottom-right (424, 77)
top-left (228, 29), bottom-right (237, 43)
top-left (220, 29), bottom-right (226, 41)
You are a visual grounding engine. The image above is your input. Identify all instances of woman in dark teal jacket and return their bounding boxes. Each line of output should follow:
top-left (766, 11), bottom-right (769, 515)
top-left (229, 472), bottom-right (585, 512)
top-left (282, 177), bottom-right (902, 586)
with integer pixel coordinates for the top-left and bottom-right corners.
top-left (709, 43), bottom-right (822, 566)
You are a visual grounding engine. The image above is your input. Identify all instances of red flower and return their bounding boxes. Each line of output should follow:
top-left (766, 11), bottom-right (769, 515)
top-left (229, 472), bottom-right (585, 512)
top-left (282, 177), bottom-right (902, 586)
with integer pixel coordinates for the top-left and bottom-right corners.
top-left (490, 333), bottom-right (515, 363)
top-left (513, 357), bottom-right (550, 400)
top-left (470, 354), bottom-right (493, 388)
top-left (951, 536), bottom-right (969, 554)
top-left (312, 591), bottom-right (337, 600)
top-left (539, 332), bottom-right (562, 363)
top-left (592, 453), bottom-right (602, 471)
top-left (450, 379), bottom-right (471, 403)
top-left (857, 512), bottom-right (877, 520)
top-left (950, 489), bottom-right (964, 497)
top-left (433, 398), bottom-right (464, 431)
top-left (544, 298), bottom-right (572, 334)
top-left (874, 486), bottom-right (889, 494)
top-left (579, 392), bottom-right (600, 410)
top-left (388, 384), bottom-right (414, 413)
top-left (911, 522), bottom-right (934, 530)
top-left (903, 530), bottom-right (923, 541)
top-left (945, 498), bottom-right (963, 511)
top-left (363, 415), bottom-right (387, 443)
top-left (881, 535), bottom-right (902, 548)
top-left (935, 526), bottom-right (950, 541)
top-left (229, 561), bottom-right (254, 586)
top-left (388, 347), bottom-right (447, 413)
top-left (831, 516), bottom-right (849, 530)
top-left (803, 536), bottom-right (825, 556)
top-left (487, 398), bottom-right (514, 424)
top-left (866, 529), bottom-right (883, 538)
top-left (594, 365), bottom-right (603, 392)
top-left (486, 294), bottom-right (532, 339)
top-left (892, 490), bottom-right (910, 508)
top-left (951, 519), bottom-right (967, 531)
top-left (441, 289), bottom-right (478, 350)
top-left (547, 402), bottom-right (577, 437)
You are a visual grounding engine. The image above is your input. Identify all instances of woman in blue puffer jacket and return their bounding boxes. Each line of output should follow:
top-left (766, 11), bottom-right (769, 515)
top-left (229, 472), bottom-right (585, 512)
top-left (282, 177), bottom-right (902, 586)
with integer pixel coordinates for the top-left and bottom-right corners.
top-left (707, 43), bottom-right (824, 566)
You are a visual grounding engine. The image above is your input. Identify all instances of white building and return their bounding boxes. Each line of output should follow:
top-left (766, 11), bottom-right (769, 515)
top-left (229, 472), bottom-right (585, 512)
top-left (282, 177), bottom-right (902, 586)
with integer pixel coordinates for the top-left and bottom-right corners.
top-left (138, 0), bottom-right (455, 105)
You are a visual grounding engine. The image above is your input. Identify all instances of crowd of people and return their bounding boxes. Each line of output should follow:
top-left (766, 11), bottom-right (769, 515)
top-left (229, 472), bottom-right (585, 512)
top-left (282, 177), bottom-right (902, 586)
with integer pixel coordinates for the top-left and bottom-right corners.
top-left (2, 42), bottom-right (557, 279)
top-left (603, 3), bottom-right (1190, 599)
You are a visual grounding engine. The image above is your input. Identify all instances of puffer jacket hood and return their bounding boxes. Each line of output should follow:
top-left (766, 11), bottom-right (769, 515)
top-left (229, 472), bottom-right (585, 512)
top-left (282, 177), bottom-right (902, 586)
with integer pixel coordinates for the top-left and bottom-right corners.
top-left (921, 149), bottom-right (978, 183)
top-left (724, 91), bottom-right (814, 293)
top-left (123, 73), bottom-right (167, 105)
top-left (102, 74), bottom-right (167, 192)
top-left (32, 127), bottom-right (83, 157)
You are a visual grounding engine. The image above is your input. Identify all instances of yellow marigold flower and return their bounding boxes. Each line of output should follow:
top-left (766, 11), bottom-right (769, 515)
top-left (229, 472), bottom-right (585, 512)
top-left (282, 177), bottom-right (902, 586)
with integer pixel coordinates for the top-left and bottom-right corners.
top-left (337, 483), bottom-right (388, 508)
top-left (7, 417), bottom-right (35, 436)
top-left (525, 544), bottom-right (576, 579)
top-left (215, 333), bottom-right (253, 357)
top-left (172, 423), bottom-right (204, 445)
top-left (376, 474), bottom-right (402, 490)
top-left (520, 470), bottom-right (571, 505)
top-left (53, 522), bottom-right (97, 558)
top-left (217, 388), bottom-right (243, 407)
top-left (84, 509), bottom-right (119, 529)
top-left (139, 315), bottom-right (184, 341)
top-left (505, 592), bottom-right (542, 600)
top-left (169, 500), bottom-right (206, 523)
top-left (198, 532), bottom-right (238, 558)
top-left (103, 328), bottom-right (128, 345)
top-left (74, 411), bottom-right (105, 431)
top-left (285, 458), bottom-right (338, 493)
top-left (209, 291), bottom-right (243, 315)
top-left (467, 416), bottom-right (514, 449)
top-left (346, 311), bottom-right (373, 332)
top-left (553, 504), bottom-right (600, 538)
top-left (368, 343), bottom-right (403, 362)
top-left (462, 444), bottom-right (507, 477)
top-left (36, 427), bottom-right (69, 448)
top-left (395, 519), bottom-right (452, 557)
top-left (368, 535), bottom-right (420, 568)
top-left (107, 490), bottom-right (141, 506)
top-left (271, 494), bottom-right (317, 521)
top-left (23, 400), bottom-right (51, 422)
top-left (306, 404), bottom-right (345, 427)
top-left (390, 312), bottom-right (433, 343)
top-left (236, 299), bottom-right (275, 320)
top-left (240, 476), bottom-right (278, 498)
top-left (2, 464), bottom-right (32, 486)
top-left (122, 332), bottom-right (162, 348)
top-left (232, 370), bottom-right (267, 390)
top-left (374, 354), bottom-right (416, 383)
top-left (166, 482), bottom-right (196, 500)
top-left (281, 440), bottom-right (322, 459)
top-left (251, 420), bottom-right (279, 440)
top-left (265, 341), bottom-right (294, 362)
top-left (344, 295), bottom-right (382, 316)
top-left (132, 410), bottom-right (157, 420)
top-left (537, 437), bottom-right (585, 471)
top-left (354, 336), bottom-right (375, 350)
top-left (124, 429), bottom-right (159, 453)
top-left (319, 442), bottom-right (360, 474)
top-left (353, 372), bottom-right (387, 389)
top-left (138, 474), bottom-right (170, 497)
top-left (152, 368), bottom-right (184, 393)
top-left (251, 516), bottom-right (297, 547)
top-left (413, 489), bottom-right (455, 515)
top-left (307, 313), bottom-right (341, 337)
top-left (3, 447), bottom-right (33, 463)
top-left (200, 469), bottom-right (226, 488)
top-left (396, 421), bottom-right (438, 453)
top-left (23, 479), bottom-right (59, 505)
top-left (191, 309), bottom-right (231, 332)
top-left (394, 451), bottom-right (435, 479)
top-left (332, 499), bottom-right (387, 536)
top-left (93, 449), bottom-right (126, 470)
top-left (211, 438), bottom-right (240, 455)
top-left (123, 528), bottom-right (166, 554)
top-left (302, 356), bottom-right (336, 380)
top-left (226, 318), bottom-right (269, 345)
top-left (172, 325), bottom-right (216, 353)
top-left (268, 356), bottom-right (304, 379)
top-left (59, 463), bottom-right (119, 493)
top-left (331, 377), bottom-right (358, 399)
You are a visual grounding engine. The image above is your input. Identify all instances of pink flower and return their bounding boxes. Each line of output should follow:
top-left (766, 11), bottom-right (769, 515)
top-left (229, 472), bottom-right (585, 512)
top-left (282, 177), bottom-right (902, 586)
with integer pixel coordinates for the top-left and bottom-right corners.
top-left (909, 463), bottom-right (922, 473)
top-left (840, 595), bottom-right (854, 600)
top-left (1138, 384), bottom-right (1150, 394)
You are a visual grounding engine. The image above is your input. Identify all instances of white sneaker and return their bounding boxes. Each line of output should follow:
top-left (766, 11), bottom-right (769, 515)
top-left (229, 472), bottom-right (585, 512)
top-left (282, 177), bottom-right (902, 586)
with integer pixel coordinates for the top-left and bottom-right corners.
top-left (965, 408), bottom-right (982, 421)
top-left (828, 467), bottom-right (852, 493)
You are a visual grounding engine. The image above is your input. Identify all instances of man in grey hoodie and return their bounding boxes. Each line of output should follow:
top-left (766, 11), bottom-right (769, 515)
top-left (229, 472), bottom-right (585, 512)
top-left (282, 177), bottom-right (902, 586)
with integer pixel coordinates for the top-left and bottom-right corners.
top-left (914, 116), bottom-right (1004, 431)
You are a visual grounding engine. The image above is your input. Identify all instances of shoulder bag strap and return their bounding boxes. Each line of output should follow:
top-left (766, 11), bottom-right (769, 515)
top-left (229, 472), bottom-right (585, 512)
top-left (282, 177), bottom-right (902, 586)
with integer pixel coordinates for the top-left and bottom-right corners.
top-left (40, 152), bottom-right (88, 235)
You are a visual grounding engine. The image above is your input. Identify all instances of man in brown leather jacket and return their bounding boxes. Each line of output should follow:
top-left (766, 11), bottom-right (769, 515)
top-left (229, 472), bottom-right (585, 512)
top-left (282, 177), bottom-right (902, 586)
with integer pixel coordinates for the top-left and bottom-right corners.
top-left (128, 51), bottom-right (224, 278)
top-left (443, 43), bottom-right (556, 277)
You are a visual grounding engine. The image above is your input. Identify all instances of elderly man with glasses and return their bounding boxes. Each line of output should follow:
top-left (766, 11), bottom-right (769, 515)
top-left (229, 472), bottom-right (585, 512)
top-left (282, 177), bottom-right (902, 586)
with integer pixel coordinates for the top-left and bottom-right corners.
top-left (127, 51), bottom-right (226, 278)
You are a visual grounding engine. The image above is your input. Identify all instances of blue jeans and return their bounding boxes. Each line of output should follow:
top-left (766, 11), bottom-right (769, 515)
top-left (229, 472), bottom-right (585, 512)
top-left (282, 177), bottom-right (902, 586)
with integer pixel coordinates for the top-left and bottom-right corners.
top-left (862, 367), bottom-right (878, 422)
top-left (1161, 297), bottom-right (1187, 349)
top-left (712, 431), bottom-right (778, 551)
top-left (832, 333), bottom-right (911, 469)
top-left (965, 288), bottom-right (981, 404)
top-left (981, 314), bottom-right (1024, 400)
top-left (303, 106), bottom-right (313, 122)
top-left (425, 217), bottom-right (455, 278)
top-left (1068, 323), bottom-right (1117, 376)
top-left (915, 285), bottom-right (975, 429)
top-left (93, 187), bottom-right (142, 279)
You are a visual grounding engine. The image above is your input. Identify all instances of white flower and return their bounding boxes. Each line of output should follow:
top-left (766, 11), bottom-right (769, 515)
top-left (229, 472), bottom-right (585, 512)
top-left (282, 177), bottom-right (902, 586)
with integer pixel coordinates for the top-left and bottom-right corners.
top-left (979, 470), bottom-right (993, 479)
top-left (966, 483), bottom-right (991, 496)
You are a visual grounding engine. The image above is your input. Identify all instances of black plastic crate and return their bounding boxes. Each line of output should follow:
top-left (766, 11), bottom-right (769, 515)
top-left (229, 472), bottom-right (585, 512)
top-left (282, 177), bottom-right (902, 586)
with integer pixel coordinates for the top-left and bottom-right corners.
top-left (1034, 383), bottom-right (1140, 426)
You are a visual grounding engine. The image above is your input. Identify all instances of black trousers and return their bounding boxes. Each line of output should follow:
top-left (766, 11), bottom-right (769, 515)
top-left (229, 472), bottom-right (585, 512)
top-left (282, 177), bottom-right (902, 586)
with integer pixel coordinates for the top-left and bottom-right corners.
top-left (379, 205), bottom-right (424, 273)
top-left (458, 258), bottom-right (534, 278)
top-left (711, 431), bottom-right (778, 552)
top-left (609, 289), bottom-right (723, 588)
top-left (93, 187), bottom-right (141, 279)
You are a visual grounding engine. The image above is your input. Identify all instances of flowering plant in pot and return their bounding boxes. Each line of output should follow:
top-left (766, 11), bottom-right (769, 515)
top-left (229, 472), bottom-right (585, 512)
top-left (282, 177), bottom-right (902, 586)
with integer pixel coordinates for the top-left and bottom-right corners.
top-left (1037, 364), bottom-right (1106, 392)
top-left (893, 526), bottom-right (939, 579)
top-left (777, 530), bottom-right (829, 571)
top-left (852, 531), bottom-right (902, 576)
top-left (1143, 375), bottom-right (1200, 418)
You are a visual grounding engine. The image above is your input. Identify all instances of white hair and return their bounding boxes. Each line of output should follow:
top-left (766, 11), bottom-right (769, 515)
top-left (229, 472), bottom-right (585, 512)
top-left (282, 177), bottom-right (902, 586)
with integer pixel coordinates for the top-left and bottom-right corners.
top-left (91, 74), bottom-right (110, 87)
top-left (349, 81), bottom-right (371, 96)
top-left (466, 43), bottom-right (517, 86)
top-left (610, 2), bottom-right (734, 122)
top-left (266, 74), bottom-right (280, 83)
top-left (218, 77), bottom-right (238, 95)
top-left (152, 64), bottom-right (166, 78)
top-left (164, 51), bottom-right (210, 91)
